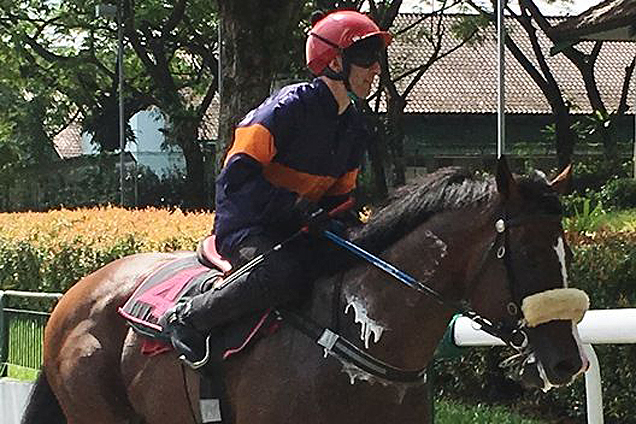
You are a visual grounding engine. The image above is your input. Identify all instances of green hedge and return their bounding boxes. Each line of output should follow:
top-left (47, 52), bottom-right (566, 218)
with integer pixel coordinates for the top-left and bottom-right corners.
top-left (0, 236), bottom-right (147, 294)
top-left (434, 231), bottom-right (636, 423)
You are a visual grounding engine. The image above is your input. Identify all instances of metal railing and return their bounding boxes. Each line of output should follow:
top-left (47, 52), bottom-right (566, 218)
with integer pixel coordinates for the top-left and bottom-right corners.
top-left (453, 308), bottom-right (636, 424)
top-left (0, 290), bottom-right (62, 379)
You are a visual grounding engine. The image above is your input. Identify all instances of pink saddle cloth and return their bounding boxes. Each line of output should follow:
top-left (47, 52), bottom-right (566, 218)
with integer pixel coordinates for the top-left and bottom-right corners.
top-left (118, 239), bottom-right (276, 360)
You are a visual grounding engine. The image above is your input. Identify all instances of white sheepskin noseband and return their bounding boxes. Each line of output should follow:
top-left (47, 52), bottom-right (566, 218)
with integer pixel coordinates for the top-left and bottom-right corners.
top-left (521, 288), bottom-right (589, 328)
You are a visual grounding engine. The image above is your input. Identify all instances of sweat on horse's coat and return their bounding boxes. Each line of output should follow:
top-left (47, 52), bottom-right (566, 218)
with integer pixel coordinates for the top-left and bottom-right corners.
top-left (344, 294), bottom-right (386, 349)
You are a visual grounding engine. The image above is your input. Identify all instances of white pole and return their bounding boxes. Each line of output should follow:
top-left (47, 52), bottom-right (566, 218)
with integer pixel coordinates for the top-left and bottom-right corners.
top-left (497, 0), bottom-right (505, 158)
top-left (582, 344), bottom-right (603, 424)
top-left (117, 1), bottom-right (125, 206)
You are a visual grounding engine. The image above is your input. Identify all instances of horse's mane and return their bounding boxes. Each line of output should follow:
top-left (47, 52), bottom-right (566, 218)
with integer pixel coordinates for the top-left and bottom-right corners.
top-left (348, 166), bottom-right (561, 255)
top-left (349, 167), bottom-right (493, 253)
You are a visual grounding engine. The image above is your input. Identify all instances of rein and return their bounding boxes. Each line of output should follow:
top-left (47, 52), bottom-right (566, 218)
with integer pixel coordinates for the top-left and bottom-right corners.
top-left (323, 208), bottom-right (564, 351)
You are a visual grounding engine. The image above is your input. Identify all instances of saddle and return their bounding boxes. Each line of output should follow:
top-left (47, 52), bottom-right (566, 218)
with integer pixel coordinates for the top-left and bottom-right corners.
top-left (118, 236), bottom-right (276, 360)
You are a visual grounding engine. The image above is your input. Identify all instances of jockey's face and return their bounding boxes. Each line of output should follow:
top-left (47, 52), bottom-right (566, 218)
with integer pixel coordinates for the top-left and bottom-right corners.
top-left (347, 61), bottom-right (380, 99)
top-left (344, 36), bottom-right (383, 99)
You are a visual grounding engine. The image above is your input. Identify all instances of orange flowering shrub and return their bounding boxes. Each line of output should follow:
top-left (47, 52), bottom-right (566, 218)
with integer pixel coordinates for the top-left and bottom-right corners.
top-left (0, 206), bottom-right (213, 252)
top-left (0, 207), bottom-right (214, 292)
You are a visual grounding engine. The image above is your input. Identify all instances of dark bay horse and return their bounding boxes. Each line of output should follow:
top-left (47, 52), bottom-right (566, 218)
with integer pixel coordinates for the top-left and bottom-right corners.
top-left (22, 158), bottom-right (589, 424)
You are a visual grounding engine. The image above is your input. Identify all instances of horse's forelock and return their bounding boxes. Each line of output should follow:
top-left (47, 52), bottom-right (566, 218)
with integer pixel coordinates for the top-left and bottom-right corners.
top-left (516, 174), bottom-right (563, 215)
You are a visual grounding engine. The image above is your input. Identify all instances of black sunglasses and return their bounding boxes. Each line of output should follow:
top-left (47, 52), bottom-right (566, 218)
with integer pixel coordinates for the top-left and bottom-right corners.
top-left (347, 50), bottom-right (381, 68)
top-left (344, 36), bottom-right (383, 68)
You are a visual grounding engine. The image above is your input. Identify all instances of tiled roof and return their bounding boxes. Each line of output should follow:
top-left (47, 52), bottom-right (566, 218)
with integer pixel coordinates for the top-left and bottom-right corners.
top-left (53, 121), bottom-right (84, 158)
top-left (387, 14), bottom-right (636, 114)
top-left (550, 0), bottom-right (636, 41)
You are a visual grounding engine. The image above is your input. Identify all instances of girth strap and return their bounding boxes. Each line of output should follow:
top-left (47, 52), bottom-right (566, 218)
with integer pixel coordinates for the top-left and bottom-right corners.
top-left (279, 309), bottom-right (427, 384)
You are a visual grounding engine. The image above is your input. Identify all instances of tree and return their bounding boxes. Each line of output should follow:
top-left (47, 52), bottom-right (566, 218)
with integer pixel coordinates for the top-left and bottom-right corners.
top-left (520, 0), bottom-right (636, 169)
top-left (0, 0), bottom-right (153, 151)
top-left (0, 0), bottom-right (223, 208)
top-left (465, 0), bottom-right (578, 170)
top-left (120, 0), bottom-right (222, 208)
top-left (369, 0), bottom-right (480, 191)
top-left (216, 0), bottom-right (307, 159)
top-left (467, 0), bottom-right (635, 172)
top-left (0, 19), bottom-right (61, 172)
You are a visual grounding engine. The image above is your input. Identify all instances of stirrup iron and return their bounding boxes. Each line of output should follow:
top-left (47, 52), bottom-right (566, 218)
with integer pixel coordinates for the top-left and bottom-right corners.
top-left (179, 335), bottom-right (213, 370)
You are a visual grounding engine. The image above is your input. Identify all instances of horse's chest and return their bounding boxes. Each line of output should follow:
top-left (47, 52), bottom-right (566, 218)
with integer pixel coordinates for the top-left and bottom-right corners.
top-left (228, 330), bottom-right (431, 424)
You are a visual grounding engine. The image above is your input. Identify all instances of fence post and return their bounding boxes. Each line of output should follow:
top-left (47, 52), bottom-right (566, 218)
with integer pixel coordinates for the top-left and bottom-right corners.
top-left (0, 291), bottom-right (6, 377)
top-left (583, 344), bottom-right (603, 424)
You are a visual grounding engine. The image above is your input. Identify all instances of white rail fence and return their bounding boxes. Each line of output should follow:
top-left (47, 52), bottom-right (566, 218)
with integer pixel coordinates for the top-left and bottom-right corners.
top-left (454, 308), bottom-right (636, 424)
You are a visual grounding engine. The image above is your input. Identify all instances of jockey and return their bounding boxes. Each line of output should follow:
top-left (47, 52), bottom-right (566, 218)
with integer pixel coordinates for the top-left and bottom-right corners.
top-left (161, 10), bottom-right (392, 364)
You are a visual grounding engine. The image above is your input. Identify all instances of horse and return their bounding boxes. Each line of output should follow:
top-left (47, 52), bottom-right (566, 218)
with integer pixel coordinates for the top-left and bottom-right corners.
top-left (22, 157), bottom-right (589, 424)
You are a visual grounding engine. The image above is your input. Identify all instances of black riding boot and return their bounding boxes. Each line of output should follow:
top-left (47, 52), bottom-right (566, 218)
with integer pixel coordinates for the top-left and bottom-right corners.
top-left (160, 255), bottom-right (302, 368)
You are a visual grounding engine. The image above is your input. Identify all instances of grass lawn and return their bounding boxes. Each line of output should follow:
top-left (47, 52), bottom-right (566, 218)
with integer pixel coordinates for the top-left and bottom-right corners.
top-left (596, 208), bottom-right (636, 232)
top-left (436, 399), bottom-right (549, 424)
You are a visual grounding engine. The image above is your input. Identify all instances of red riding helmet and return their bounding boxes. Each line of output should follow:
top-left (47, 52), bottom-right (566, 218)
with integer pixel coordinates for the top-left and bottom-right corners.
top-left (306, 10), bottom-right (392, 76)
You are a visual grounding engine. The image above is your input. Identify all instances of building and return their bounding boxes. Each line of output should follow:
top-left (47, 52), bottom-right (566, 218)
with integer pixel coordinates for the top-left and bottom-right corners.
top-left (54, 13), bottom-right (636, 176)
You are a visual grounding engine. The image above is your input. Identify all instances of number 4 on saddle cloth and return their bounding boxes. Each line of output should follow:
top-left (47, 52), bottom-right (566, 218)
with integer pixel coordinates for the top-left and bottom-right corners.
top-left (118, 236), bottom-right (277, 362)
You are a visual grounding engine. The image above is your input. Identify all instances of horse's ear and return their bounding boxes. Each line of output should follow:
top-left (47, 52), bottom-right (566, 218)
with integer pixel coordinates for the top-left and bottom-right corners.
top-left (549, 164), bottom-right (573, 195)
top-left (496, 155), bottom-right (517, 198)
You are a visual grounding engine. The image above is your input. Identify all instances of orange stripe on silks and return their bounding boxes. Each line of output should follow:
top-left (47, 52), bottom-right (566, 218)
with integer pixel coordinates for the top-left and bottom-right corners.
top-left (325, 169), bottom-right (359, 196)
top-left (263, 163), bottom-right (337, 202)
top-left (224, 124), bottom-right (276, 166)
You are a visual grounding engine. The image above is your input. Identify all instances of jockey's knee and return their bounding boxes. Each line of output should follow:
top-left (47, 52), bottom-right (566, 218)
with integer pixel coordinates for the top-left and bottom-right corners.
top-left (256, 253), bottom-right (306, 302)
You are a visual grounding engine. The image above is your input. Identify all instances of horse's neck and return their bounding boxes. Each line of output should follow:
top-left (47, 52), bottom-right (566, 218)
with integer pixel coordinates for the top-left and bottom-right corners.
top-left (308, 212), bottom-right (479, 370)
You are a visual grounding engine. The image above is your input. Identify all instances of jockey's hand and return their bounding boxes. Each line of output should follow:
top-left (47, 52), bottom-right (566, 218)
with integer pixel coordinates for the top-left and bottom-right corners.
top-left (302, 208), bottom-right (347, 237)
top-left (294, 196), bottom-right (353, 236)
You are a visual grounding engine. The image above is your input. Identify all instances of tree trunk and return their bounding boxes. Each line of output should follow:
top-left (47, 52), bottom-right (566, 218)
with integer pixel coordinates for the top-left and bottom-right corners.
top-left (554, 107), bottom-right (576, 171)
top-left (217, 1), bottom-right (304, 162)
top-left (181, 136), bottom-right (206, 209)
top-left (386, 95), bottom-right (407, 187)
top-left (363, 112), bottom-right (389, 202)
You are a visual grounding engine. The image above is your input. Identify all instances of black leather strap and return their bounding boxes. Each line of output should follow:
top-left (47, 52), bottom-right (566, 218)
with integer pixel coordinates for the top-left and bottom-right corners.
top-left (279, 309), bottom-right (427, 384)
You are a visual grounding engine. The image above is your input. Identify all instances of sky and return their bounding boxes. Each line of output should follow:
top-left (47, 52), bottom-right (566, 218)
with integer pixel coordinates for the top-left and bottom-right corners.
top-left (399, 0), bottom-right (605, 16)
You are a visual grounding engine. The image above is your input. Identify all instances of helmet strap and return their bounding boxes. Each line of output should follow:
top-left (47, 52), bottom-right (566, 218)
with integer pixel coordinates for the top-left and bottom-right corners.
top-left (322, 57), bottom-right (355, 98)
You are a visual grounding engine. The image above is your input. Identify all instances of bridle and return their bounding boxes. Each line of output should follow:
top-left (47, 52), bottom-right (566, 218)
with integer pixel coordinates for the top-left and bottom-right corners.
top-left (281, 202), bottom-right (576, 385)
top-left (322, 204), bottom-right (565, 352)
top-left (457, 207), bottom-right (565, 351)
